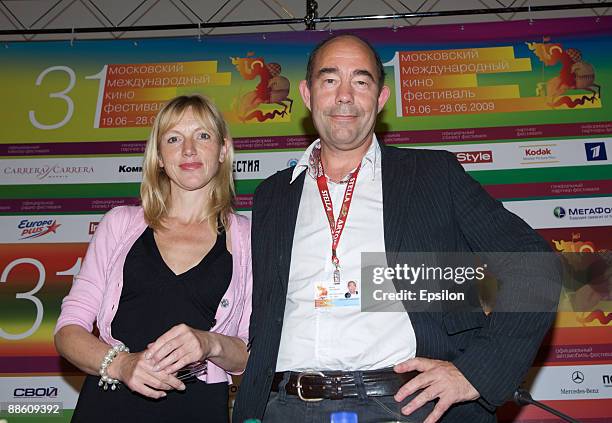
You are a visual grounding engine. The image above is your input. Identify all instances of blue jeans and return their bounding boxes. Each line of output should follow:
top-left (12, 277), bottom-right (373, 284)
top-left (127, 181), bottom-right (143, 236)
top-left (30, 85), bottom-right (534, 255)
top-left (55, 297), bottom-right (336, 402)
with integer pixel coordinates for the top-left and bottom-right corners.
top-left (262, 371), bottom-right (434, 423)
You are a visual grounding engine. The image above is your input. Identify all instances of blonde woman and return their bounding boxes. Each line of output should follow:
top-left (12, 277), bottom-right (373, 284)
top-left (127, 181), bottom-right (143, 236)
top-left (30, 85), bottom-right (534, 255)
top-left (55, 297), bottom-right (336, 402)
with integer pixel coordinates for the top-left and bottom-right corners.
top-left (55, 95), bottom-right (251, 422)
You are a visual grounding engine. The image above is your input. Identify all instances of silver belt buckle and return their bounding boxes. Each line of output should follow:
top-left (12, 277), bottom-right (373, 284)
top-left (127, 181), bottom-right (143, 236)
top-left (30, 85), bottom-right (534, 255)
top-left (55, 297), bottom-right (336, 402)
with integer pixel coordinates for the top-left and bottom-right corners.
top-left (296, 370), bottom-right (325, 402)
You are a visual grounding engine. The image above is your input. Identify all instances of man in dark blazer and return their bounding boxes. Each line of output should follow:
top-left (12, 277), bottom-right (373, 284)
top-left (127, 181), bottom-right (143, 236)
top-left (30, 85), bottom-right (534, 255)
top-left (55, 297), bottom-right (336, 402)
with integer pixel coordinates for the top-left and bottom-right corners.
top-left (234, 34), bottom-right (556, 423)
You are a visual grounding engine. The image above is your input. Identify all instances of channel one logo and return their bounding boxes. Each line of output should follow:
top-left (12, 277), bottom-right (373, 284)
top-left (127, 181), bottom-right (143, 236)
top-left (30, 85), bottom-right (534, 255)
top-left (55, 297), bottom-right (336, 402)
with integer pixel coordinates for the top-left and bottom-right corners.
top-left (454, 151), bottom-right (493, 164)
top-left (584, 142), bottom-right (607, 161)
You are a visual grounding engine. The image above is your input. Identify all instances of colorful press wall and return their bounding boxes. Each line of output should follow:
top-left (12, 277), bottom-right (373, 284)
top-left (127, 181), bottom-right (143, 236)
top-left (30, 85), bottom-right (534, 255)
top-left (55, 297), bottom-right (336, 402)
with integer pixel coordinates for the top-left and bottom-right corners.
top-left (1, 16), bottom-right (611, 422)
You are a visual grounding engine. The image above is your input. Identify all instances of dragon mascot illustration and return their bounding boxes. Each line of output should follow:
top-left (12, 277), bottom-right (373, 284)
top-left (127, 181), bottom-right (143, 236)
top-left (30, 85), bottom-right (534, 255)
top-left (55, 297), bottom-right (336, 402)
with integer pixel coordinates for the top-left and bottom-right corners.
top-left (527, 39), bottom-right (601, 108)
top-left (231, 54), bottom-right (293, 122)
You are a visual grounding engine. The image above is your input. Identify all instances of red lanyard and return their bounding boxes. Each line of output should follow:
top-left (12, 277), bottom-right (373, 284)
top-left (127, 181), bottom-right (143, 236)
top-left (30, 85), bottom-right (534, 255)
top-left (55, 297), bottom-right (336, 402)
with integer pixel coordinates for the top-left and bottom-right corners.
top-left (314, 153), bottom-right (360, 283)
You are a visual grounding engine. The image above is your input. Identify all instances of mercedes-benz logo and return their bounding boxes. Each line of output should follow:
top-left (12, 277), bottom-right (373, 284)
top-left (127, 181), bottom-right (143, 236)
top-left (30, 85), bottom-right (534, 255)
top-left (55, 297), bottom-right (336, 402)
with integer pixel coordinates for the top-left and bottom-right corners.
top-left (571, 371), bottom-right (584, 384)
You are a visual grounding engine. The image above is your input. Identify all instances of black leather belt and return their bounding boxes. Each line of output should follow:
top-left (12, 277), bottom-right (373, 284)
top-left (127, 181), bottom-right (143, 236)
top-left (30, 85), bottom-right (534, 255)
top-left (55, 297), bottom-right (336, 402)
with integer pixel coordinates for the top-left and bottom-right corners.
top-left (271, 368), bottom-right (419, 401)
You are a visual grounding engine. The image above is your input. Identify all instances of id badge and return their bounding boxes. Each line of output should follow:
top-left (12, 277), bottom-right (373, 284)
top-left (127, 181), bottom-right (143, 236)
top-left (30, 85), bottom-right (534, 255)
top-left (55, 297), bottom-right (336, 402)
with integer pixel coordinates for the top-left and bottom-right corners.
top-left (314, 279), bottom-right (361, 308)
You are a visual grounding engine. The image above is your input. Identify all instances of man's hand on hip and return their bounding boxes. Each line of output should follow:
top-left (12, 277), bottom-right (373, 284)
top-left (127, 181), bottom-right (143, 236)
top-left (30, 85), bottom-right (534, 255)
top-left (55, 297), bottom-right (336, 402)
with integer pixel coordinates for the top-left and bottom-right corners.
top-left (393, 357), bottom-right (480, 423)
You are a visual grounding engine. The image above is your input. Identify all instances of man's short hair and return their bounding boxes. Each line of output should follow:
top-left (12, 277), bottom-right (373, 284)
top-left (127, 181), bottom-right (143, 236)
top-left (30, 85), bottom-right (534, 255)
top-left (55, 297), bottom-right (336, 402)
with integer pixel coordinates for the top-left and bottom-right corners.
top-left (305, 34), bottom-right (386, 92)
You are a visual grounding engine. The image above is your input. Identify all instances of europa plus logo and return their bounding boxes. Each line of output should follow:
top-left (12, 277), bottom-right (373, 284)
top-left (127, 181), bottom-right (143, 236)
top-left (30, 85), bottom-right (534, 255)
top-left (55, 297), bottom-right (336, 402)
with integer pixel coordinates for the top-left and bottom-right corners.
top-left (18, 218), bottom-right (61, 240)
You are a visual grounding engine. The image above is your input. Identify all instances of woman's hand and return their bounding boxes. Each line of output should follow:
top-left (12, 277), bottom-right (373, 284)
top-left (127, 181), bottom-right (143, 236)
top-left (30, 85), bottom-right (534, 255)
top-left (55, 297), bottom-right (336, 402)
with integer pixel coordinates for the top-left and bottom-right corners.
top-left (107, 351), bottom-right (186, 399)
top-left (145, 324), bottom-right (212, 375)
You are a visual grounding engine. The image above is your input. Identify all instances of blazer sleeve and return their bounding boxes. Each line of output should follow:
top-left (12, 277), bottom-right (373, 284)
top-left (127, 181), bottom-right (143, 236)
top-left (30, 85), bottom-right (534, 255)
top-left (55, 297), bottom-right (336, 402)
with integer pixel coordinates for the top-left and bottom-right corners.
top-left (443, 152), bottom-right (559, 409)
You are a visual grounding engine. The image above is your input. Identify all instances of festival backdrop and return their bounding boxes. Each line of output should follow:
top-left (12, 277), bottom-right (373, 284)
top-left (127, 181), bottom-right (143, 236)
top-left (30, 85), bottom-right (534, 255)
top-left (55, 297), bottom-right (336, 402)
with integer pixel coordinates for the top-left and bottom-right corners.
top-left (1, 15), bottom-right (611, 422)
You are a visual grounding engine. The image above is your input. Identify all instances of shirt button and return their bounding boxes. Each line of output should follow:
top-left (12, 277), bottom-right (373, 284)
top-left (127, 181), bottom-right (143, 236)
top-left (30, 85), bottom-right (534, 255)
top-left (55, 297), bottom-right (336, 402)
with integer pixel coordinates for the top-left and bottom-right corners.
top-left (276, 317), bottom-right (282, 324)
top-left (267, 369), bottom-right (274, 376)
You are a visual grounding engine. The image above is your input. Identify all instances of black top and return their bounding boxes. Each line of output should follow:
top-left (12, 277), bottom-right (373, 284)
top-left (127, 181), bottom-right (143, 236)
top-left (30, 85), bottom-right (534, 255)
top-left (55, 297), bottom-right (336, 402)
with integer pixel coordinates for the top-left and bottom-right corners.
top-left (72, 226), bottom-right (233, 423)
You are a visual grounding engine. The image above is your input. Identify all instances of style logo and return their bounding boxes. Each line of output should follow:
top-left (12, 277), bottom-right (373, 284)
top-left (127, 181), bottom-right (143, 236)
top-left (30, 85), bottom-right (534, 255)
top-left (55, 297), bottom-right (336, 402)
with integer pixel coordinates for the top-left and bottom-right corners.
top-left (18, 218), bottom-right (61, 240)
top-left (88, 222), bottom-right (99, 235)
top-left (585, 142), bottom-right (607, 161)
top-left (287, 158), bottom-right (299, 167)
top-left (554, 207), bottom-right (566, 218)
top-left (454, 151), bottom-right (493, 164)
top-left (572, 371), bottom-right (585, 384)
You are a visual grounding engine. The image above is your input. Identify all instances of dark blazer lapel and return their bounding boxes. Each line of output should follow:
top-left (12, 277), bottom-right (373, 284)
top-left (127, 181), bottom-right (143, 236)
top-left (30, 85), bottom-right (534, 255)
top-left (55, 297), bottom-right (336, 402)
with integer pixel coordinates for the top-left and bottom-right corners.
top-left (381, 144), bottom-right (416, 256)
top-left (275, 171), bottom-right (306, 291)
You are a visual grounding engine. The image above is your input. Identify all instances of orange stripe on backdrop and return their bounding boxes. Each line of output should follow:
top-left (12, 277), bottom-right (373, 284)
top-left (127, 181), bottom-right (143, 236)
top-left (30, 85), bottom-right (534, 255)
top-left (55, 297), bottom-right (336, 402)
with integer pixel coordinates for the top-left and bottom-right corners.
top-left (544, 327), bottom-right (612, 346)
top-left (106, 61), bottom-right (221, 76)
top-left (552, 312), bottom-right (612, 329)
top-left (401, 85), bottom-right (521, 100)
top-left (399, 58), bottom-right (532, 74)
top-left (401, 95), bottom-right (602, 117)
top-left (399, 46), bottom-right (523, 63)
top-left (499, 399), bottom-right (612, 421)
top-left (1, 340), bottom-right (58, 356)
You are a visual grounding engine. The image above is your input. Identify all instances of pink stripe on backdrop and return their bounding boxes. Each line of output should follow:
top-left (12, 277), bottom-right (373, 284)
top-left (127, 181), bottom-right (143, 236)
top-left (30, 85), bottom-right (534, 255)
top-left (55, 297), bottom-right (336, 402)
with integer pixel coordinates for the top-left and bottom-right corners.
top-left (0, 198), bottom-right (141, 214)
top-left (534, 343), bottom-right (612, 365)
top-left (0, 197), bottom-right (254, 214)
top-left (3, 121), bottom-right (611, 155)
top-left (0, 356), bottom-right (78, 374)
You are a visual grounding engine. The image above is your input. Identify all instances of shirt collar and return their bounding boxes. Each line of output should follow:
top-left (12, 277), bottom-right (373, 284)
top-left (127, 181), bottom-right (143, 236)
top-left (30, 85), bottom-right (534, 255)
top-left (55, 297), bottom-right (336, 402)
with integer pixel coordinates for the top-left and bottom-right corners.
top-left (290, 134), bottom-right (380, 184)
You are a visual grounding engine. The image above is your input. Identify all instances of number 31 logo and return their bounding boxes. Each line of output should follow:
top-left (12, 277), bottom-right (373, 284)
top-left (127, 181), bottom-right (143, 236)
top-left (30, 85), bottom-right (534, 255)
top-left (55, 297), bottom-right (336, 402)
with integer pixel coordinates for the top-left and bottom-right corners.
top-left (0, 257), bottom-right (81, 340)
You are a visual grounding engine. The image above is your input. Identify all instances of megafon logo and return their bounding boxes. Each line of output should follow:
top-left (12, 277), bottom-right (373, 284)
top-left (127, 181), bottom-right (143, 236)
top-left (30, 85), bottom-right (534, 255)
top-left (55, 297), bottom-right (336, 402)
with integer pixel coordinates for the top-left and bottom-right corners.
top-left (454, 151), bottom-right (493, 164)
top-left (554, 207), bottom-right (566, 218)
top-left (18, 218), bottom-right (61, 240)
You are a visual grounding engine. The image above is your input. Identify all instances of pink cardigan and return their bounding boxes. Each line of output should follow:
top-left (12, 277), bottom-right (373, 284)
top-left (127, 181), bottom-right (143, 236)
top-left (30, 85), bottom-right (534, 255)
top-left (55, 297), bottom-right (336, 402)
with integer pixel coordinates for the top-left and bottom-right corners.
top-left (55, 206), bottom-right (252, 384)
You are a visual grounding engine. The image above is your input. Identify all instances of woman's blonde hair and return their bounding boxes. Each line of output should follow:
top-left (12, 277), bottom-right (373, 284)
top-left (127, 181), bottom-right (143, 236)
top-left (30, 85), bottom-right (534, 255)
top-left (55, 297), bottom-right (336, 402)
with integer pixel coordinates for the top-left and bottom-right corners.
top-left (140, 94), bottom-right (235, 232)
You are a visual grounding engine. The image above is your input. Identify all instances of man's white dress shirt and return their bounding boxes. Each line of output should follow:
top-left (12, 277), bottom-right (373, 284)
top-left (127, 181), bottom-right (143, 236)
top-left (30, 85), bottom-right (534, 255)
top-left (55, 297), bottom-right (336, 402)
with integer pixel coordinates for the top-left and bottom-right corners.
top-left (275, 136), bottom-right (417, 371)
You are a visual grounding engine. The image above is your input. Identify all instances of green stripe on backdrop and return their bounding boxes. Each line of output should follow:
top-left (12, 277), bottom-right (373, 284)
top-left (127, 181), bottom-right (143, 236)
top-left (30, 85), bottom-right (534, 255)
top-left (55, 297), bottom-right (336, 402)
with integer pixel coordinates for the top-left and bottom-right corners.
top-left (1, 166), bottom-right (610, 198)
top-left (0, 410), bottom-right (73, 422)
top-left (0, 180), bottom-right (261, 198)
top-left (471, 165), bottom-right (612, 185)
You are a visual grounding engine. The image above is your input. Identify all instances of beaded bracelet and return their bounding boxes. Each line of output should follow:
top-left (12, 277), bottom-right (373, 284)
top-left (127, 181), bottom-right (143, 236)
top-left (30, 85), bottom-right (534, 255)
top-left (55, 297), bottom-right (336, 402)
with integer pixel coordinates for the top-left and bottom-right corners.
top-left (98, 343), bottom-right (129, 391)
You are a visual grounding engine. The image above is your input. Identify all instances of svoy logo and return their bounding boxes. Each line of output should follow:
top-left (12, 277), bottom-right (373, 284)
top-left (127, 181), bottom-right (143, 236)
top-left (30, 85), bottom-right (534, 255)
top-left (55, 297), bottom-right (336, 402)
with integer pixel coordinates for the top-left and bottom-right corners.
top-left (13, 387), bottom-right (58, 398)
top-left (119, 165), bottom-right (142, 173)
top-left (585, 142), bottom-right (608, 161)
top-left (454, 151), bottom-right (493, 164)
top-left (520, 144), bottom-right (558, 164)
top-left (233, 160), bottom-right (260, 173)
top-left (18, 218), bottom-right (61, 239)
top-left (89, 222), bottom-right (99, 235)
top-left (603, 374), bottom-right (612, 387)
top-left (553, 207), bottom-right (566, 218)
